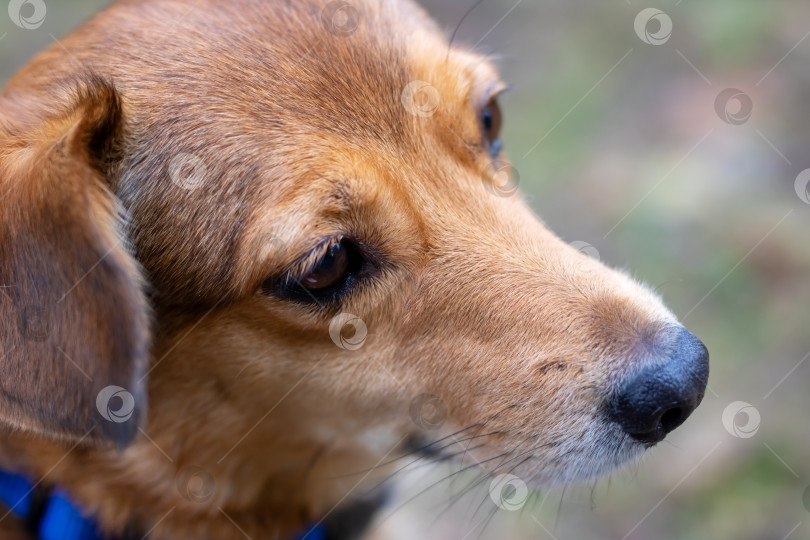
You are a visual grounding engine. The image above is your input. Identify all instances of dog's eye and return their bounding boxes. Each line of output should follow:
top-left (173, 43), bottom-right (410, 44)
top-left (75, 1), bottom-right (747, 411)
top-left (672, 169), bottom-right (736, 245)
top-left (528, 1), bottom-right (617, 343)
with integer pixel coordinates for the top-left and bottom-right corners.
top-left (267, 238), bottom-right (362, 303)
top-left (300, 240), bottom-right (351, 291)
top-left (481, 96), bottom-right (503, 156)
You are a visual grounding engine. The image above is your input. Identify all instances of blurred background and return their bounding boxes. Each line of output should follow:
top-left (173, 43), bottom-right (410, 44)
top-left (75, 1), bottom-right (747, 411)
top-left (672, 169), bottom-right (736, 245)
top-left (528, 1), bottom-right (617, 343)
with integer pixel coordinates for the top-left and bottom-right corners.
top-left (3, 1), bottom-right (809, 539)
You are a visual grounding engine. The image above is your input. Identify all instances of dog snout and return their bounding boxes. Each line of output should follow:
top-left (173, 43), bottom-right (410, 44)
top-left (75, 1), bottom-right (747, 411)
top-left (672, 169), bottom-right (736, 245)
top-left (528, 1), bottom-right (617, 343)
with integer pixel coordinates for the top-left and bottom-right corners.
top-left (607, 326), bottom-right (709, 444)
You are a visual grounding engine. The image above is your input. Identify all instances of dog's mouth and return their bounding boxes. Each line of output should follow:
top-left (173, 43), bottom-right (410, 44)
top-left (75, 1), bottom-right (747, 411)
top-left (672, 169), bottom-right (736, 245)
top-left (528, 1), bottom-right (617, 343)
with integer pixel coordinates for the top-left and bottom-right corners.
top-left (402, 430), bottom-right (495, 464)
top-left (403, 433), bottom-right (443, 459)
top-left (397, 422), bottom-right (618, 488)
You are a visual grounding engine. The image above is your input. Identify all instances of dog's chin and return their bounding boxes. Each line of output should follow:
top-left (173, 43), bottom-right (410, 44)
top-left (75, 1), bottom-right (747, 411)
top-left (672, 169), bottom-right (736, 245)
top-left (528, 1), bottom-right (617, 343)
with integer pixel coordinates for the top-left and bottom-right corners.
top-left (522, 436), bottom-right (648, 487)
top-left (406, 424), bottom-right (648, 488)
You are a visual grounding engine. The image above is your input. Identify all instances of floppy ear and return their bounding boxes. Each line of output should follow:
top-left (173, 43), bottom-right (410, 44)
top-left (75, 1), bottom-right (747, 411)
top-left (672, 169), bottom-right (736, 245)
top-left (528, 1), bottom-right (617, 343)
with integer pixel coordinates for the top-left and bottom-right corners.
top-left (0, 77), bottom-right (150, 446)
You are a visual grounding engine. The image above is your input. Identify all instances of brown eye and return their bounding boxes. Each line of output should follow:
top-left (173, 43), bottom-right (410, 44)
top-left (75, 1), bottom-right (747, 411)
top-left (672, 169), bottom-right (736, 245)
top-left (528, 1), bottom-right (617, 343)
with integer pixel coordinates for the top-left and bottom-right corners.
top-left (300, 240), bottom-right (350, 291)
top-left (265, 238), bottom-right (363, 304)
top-left (481, 96), bottom-right (503, 155)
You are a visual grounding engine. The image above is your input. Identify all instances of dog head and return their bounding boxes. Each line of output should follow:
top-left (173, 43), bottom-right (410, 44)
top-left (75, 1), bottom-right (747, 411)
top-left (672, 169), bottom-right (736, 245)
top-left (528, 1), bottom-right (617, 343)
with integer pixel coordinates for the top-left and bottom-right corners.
top-left (0, 0), bottom-right (708, 535)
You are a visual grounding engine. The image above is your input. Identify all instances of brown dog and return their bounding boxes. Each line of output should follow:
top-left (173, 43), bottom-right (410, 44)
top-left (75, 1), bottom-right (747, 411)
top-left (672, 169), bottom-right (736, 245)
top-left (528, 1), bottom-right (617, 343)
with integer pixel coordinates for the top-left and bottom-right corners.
top-left (0, 0), bottom-right (709, 538)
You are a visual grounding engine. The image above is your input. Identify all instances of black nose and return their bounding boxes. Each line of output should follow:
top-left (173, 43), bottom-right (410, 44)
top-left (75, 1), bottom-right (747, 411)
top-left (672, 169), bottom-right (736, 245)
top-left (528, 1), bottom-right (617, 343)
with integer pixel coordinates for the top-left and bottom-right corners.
top-left (607, 327), bottom-right (709, 444)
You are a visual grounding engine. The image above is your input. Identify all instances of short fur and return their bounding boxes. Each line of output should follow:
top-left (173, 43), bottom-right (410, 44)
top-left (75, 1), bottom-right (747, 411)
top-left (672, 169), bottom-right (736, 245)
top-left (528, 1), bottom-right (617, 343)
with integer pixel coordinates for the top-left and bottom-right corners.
top-left (1, 1), bottom-right (686, 538)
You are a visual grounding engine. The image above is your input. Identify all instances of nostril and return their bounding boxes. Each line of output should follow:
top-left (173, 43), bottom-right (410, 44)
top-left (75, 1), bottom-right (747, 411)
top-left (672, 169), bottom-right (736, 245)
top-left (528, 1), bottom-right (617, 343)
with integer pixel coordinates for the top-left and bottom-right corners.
top-left (659, 406), bottom-right (686, 432)
top-left (618, 403), bottom-right (694, 444)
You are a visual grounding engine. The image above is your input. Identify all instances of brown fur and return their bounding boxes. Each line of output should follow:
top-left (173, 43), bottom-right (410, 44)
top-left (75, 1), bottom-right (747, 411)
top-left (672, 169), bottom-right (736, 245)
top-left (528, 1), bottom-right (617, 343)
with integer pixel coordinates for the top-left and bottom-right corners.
top-left (1, 0), bottom-right (684, 538)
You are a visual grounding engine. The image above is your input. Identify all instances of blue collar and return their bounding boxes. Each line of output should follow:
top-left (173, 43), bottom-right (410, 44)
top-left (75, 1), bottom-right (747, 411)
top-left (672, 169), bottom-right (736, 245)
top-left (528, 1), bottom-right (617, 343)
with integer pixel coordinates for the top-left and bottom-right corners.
top-left (0, 470), bottom-right (326, 540)
top-left (0, 470), bottom-right (102, 540)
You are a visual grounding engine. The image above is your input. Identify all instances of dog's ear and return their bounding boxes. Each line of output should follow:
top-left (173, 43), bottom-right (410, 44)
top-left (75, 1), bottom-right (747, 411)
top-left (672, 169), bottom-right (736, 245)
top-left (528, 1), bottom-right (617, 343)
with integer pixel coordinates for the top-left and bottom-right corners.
top-left (0, 77), bottom-right (149, 447)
